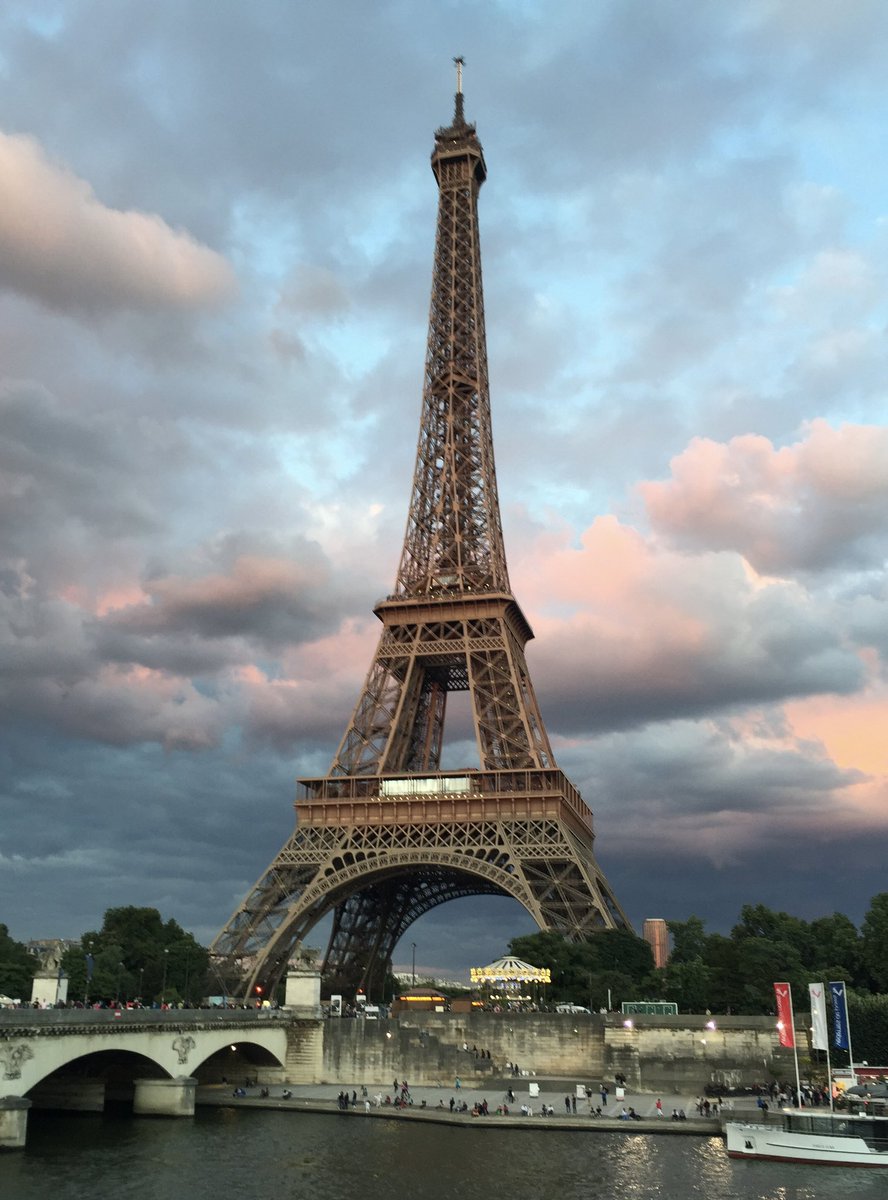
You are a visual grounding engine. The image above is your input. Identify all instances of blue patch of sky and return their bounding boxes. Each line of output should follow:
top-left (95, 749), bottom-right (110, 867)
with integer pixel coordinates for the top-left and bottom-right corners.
top-left (228, 197), bottom-right (305, 285)
top-left (15, 4), bottom-right (67, 40)
top-left (794, 125), bottom-right (888, 243)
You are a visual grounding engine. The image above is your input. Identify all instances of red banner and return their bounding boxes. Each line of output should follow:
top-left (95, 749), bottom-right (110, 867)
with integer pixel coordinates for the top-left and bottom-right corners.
top-left (774, 982), bottom-right (795, 1048)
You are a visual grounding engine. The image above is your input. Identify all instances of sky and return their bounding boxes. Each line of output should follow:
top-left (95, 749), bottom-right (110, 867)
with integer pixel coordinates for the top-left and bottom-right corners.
top-left (2, 0), bottom-right (888, 980)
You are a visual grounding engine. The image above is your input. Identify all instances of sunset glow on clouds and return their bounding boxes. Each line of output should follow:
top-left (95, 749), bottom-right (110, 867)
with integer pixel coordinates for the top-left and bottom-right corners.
top-left (2, 1), bottom-right (888, 969)
top-left (0, 131), bottom-right (235, 313)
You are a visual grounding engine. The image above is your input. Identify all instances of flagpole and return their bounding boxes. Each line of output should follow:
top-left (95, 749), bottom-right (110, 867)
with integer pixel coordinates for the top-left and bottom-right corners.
top-left (788, 984), bottom-right (803, 1108)
top-left (846, 997), bottom-right (857, 1087)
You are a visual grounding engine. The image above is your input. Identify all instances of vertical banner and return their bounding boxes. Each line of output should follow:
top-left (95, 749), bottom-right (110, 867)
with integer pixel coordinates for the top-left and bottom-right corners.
top-left (809, 983), bottom-right (828, 1050)
top-left (829, 981), bottom-right (850, 1050)
top-left (774, 982), bottom-right (795, 1047)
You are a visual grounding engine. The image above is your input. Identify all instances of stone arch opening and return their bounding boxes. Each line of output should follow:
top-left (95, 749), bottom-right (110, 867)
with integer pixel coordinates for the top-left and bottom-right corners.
top-left (193, 1040), bottom-right (285, 1086)
top-left (27, 1048), bottom-right (168, 1114)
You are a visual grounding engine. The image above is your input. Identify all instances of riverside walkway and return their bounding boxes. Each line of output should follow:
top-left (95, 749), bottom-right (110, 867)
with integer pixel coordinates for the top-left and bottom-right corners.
top-left (197, 1080), bottom-right (731, 1135)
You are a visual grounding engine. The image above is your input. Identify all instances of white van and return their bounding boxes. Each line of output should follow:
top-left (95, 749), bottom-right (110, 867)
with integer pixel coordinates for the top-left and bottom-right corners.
top-left (555, 1004), bottom-right (591, 1014)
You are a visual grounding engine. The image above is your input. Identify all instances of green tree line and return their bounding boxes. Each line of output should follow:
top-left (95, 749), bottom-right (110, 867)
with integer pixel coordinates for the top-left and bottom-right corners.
top-left (509, 893), bottom-right (888, 1018)
top-left (1, 907), bottom-right (210, 1006)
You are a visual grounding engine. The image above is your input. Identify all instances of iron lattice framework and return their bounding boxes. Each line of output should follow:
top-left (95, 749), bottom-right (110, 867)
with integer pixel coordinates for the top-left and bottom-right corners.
top-left (213, 77), bottom-right (629, 998)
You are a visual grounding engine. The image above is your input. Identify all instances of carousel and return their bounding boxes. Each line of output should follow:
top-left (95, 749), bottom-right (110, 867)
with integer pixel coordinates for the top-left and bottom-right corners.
top-left (469, 956), bottom-right (551, 1008)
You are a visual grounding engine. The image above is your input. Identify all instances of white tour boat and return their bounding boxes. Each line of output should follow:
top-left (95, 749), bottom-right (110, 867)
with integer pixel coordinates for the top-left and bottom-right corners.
top-left (726, 1109), bottom-right (888, 1168)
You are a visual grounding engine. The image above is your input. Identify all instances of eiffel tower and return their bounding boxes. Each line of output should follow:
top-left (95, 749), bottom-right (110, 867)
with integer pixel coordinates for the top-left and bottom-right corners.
top-left (213, 64), bottom-right (630, 998)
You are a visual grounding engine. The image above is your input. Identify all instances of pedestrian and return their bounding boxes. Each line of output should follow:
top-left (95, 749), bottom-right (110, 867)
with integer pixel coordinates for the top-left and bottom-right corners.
top-left (455, 1075), bottom-right (461, 1089)
top-left (655, 1098), bottom-right (663, 1118)
top-left (565, 1095), bottom-right (571, 1113)
top-left (600, 1085), bottom-right (608, 1106)
top-left (571, 1095), bottom-right (577, 1114)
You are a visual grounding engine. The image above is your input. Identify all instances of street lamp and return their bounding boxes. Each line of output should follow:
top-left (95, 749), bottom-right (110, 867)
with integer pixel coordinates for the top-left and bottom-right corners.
top-left (161, 948), bottom-right (169, 1006)
top-left (411, 942), bottom-right (417, 986)
top-left (139, 967), bottom-right (144, 1004)
top-left (116, 962), bottom-right (124, 1006)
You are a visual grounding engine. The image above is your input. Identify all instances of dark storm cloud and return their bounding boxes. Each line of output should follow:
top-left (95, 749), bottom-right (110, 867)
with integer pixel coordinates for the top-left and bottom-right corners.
top-left (0, 728), bottom-right (304, 946)
top-left (107, 552), bottom-right (340, 647)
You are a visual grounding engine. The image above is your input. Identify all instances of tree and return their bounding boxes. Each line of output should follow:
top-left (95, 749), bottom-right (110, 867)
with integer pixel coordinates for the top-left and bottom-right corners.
top-left (808, 913), bottom-right (863, 985)
top-left (667, 916), bottom-right (710, 964)
top-left (588, 969), bottom-right (635, 1011)
top-left (0, 924), bottom-right (36, 1000)
top-left (583, 929), bottom-right (654, 980)
top-left (654, 958), bottom-right (712, 1013)
top-left (508, 930), bottom-right (653, 1005)
top-left (861, 893), bottom-right (888, 992)
top-left (61, 907), bottom-right (209, 1005)
top-left (508, 931), bottom-right (584, 1001)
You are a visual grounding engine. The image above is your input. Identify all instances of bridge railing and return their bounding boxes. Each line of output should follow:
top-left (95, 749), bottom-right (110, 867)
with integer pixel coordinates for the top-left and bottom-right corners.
top-left (0, 1008), bottom-right (293, 1029)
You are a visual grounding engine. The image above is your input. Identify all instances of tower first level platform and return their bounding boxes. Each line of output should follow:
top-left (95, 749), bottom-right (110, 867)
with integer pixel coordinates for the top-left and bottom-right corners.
top-left (221, 768), bottom-right (628, 999)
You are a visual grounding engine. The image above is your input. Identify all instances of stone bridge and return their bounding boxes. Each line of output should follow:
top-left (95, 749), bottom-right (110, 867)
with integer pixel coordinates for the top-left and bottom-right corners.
top-left (0, 1007), bottom-right (323, 1149)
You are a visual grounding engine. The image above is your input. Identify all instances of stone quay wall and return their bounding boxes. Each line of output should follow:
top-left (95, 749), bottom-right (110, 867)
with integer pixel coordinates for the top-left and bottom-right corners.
top-left (321, 1012), bottom-right (787, 1092)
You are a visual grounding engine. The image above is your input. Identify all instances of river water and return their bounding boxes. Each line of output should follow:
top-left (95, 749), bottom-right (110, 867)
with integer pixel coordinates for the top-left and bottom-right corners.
top-left (2, 1108), bottom-right (886, 1200)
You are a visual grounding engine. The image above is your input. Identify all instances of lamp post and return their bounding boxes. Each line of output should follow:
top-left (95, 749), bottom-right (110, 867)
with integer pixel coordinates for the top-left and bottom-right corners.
top-left (116, 962), bottom-right (124, 1006)
top-left (184, 951), bottom-right (191, 1007)
top-left (411, 942), bottom-right (416, 986)
top-left (161, 948), bottom-right (169, 1006)
top-left (139, 967), bottom-right (144, 1006)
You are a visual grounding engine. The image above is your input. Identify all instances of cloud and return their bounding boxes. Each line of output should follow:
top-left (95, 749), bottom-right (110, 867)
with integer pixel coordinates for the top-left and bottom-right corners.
top-left (0, 130), bottom-right (235, 314)
top-left (107, 553), bottom-right (339, 645)
top-left (513, 513), bottom-right (865, 733)
top-left (639, 421), bottom-right (888, 573)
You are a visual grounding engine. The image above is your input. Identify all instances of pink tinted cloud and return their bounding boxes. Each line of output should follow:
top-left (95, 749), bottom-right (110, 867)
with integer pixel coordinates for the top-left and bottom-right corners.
top-left (238, 618), bottom-right (384, 749)
top-left (19, 664), bottom-right (223, 750)
top-left (0, 130), bottom-right (235, 314)
top-left (512, 513), bottom-right (853, 720)
top-left (639, 420), bottom-right (888, 572)
top-left (786, 684), bottom-right (888, 777)
top-left (107, 555), bottom-right (332, 639)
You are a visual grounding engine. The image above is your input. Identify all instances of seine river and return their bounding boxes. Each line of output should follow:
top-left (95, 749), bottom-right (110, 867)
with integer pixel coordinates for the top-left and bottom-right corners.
top-left (2, 1108), bottom-right (887, 1200)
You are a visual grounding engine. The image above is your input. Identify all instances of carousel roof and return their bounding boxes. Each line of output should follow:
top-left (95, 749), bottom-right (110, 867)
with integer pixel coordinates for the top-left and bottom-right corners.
top-left (470, 956), bottom-right (551, 984)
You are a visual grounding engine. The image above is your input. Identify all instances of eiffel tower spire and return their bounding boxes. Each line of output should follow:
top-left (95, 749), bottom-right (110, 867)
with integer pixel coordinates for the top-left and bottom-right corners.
top-left (397, 58), bottom-right (507, 599)
top-left (212, 77), bottom-right (630, 999)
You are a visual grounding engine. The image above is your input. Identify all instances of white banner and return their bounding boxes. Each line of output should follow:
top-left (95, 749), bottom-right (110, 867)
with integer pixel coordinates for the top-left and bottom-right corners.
top-left (809, 982), bottom-right (828, 1051)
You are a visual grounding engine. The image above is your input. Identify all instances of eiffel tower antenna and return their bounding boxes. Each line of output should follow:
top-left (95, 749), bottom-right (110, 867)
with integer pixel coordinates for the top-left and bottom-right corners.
top-left (212, 71), bottom-right (630, 998)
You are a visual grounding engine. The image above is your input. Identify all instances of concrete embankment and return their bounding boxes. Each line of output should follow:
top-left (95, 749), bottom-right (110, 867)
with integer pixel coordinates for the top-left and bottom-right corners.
top-left (320, 1011), bottom-right (788, 1094)
top-left (196, 1083), bottom-right (726, 1137)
